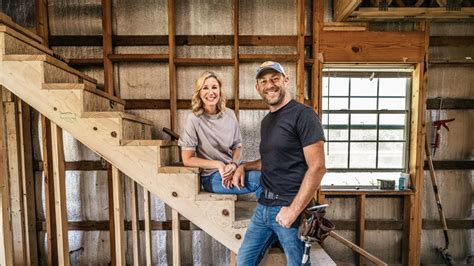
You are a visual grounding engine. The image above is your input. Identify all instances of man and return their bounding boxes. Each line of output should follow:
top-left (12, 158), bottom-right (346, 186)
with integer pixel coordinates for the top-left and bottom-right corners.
top-left (233, 61), bottom-right (326, 265)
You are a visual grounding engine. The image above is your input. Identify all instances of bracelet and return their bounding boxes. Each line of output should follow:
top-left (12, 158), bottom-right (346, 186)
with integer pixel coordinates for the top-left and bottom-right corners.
top-left (230, 161), bottom-right (239, 168)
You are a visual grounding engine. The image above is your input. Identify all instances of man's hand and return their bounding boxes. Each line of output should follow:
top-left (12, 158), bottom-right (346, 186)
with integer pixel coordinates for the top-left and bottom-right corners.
top-left (276, 207), bottom-right (299, 228)
top-left (231, 165), bottom-right (245, 189)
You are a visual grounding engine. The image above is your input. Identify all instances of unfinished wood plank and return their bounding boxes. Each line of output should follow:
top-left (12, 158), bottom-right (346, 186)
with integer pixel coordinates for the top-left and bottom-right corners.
top-left (108, 53), bottom-right (168, 62)
top-left (172, 209), bottom-right (181, 266)
top-left (5, 101), bottom-right (27, 264)
top-left (0, 13), bottom-right (43, 43)
top-left (233, 0), bottom-right (239, 119)
top-left (239, 53), bottom-right (298, 62)
top-left (50, 123), bottom-right (70, 265)
top-left (333, 0), bottom-right (363, 22)
top-left (42, 83), bottom-right (126, 105)
top-left (18, 100), bottom-right (38, 265)
top-left (168, 0), bottom-right (177, 131)
top-left (35, 0), bottom-right (49, 46)
top-left (102, 0), bottom-right (114, 95)
top-left (349, 7), bottom-right (474, 20)
top-left (296, 0), bottom-right (305, 103)
top-left (144, 189), bottom-right (152, 265)
top-left (312, 0), bottom-right (323, 117)
top-left (0, 87), bottom-right (14, 266)
top-left (323, 22), bottom-right (368, 31)
top-left (174, 58), bottom-right (234, 66)
top-left (107, 165), bottom-right (116, 266)
top-left (320, 31), bottom-right (425, 63)
top-left (356, 195), bottom-right (366, 265)
top-left (129, 178), bottom-right (140, 266)
top-left (41, 115), bottom-right (58, 265)
top-left (112, 166), bottom-right (126, 265)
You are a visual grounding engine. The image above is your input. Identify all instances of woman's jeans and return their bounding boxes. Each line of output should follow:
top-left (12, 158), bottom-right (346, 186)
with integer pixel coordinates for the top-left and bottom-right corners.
top-left (236, 203), bottom-right (308, 266)
top-left (200, 170), bottom-right (262, 198)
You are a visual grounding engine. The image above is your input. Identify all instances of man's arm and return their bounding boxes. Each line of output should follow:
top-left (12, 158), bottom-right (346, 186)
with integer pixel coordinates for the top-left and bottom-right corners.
top-left (231, 159), bottom-right (262, 188)
top-left (276, 140), bottom-right (326, 228)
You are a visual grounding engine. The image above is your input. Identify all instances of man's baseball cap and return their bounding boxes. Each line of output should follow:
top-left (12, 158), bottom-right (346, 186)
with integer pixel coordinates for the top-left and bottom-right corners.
top-left (256, 61), bottom-right (287, 79)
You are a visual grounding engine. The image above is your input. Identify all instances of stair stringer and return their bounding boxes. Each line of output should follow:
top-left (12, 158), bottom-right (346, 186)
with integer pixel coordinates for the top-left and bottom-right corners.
top-left (0, 60), bottom-right (246, 252)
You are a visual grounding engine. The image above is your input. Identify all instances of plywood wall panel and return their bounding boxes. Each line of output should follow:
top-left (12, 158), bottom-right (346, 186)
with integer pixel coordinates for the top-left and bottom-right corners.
top-left (239, 0), bottom-right (297, 35)
top-left (117, 63), bottom-right (170, 99)
top-left (113, 0), bottom-right (168, 35)
top-left (175, 0), bottom-right (233, 35)
top-left (239, 62), bottom-right (297, 100)
top-left (176, 66), bottom-right (234, 100)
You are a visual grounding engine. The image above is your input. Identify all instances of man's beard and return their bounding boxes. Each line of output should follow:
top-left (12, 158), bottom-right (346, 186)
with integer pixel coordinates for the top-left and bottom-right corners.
top-left (260, 87), bottom-right (286, 106)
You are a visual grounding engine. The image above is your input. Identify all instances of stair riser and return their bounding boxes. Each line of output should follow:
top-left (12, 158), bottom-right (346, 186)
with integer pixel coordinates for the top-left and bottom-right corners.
top-left (121, 119), bottom-right (152, 141)
top-left (43, 62), bottom-right (81, 84)
top-left (2, 33), bottom-right (44, 57)
top-left (83, 90), bottom-right (124, 113)
top-left (158, 145), bottom-right (180, 167)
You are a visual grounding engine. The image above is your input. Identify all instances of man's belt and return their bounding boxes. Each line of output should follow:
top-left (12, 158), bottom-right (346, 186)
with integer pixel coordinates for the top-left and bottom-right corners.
top-left (263, 189), bottom-right (294, 202)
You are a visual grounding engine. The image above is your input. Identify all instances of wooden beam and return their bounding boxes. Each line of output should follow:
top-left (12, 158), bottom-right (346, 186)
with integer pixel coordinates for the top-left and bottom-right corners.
top-left (112, 166), bottom-right (126, 265)
top-left (129, 179), bottom-right (140, 266)
top-left (41, 115), bottom-right (58, 266)
top-left (101, 0), bottom-right (114, 95)
top-left (168, 0), bottom-right (177, 132)
top-left (426, 98), bottom-right (474, 110)
top-left (38, 219), bottom-right (193, 231)
top-left (34, 160), bottom-right (108, 171)
top-left (239, 53), bottom-right (298, 62)
top-left (233, 0), bottom-right (240, 119)
top-left (0, 12), bottom-right (43, 44)
top-left (429, 36), bottom-right (474, 47)
top-left (333, 0), bottom-right (363, 22)
top-left (144, 190), bottom-right (152, 265)
top-left (35, 0), bottom-right (49, 46)
top-left (312, 0), bottom-right (323, 117)
top-left (109, 53), bottom-right (168, 62)
top-left (50, 123), bottom-right (70, 266)
top-left (296, 0), bottom-right (305, 103)
top-left (107, 165), bottom-right (116, 266)
top-left (174, 58), bottom-right (234, 66)
top-left (18, 100), bottom-right (38, 265)
top-left (349, 7), bottom-right (474, 20)
top-left (0, 88), bottom-right (14, 266)
top-left (4, 100), bottom-right (27, 264)
top-left (356, 195), bottom-right (366, 266)
top-left (172, 209), bottom-right (181, 266)
top-left (423, 160), bottom-right (474, 170)
top-left (329, 231), bottom-right (387, 266)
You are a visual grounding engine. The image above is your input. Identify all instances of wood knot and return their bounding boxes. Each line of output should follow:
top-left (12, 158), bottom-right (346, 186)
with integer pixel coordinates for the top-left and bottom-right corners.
top-left (93, 127), bottom-right (98, 131)
top-left (235, 234), bottom-right (242, 240)
top-left (110, 131), bottom-right (117, 138)
top-left (351, 46), bottom-right (360, 53)
top-left (53, 107), bottom-right (57, 111)
top-left (172, 192), bottom-right (178, 197)
top-left (222, 209), bottom-right (229, 216)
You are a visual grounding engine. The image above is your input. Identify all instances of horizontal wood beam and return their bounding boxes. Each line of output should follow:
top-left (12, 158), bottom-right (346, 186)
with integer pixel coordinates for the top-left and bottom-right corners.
top-left (109, 54), bottom-right (168, 62)
top-left (333, 0), bottom-right (363, 22)
top-left (349, 7), bottom-right (474, 20)
top-left (125, 99), bottom-right (313, 110)
top-left (37, 219), bottom-right (473, 231)
top-left (423, 160), bottom-right (474, 170)
top-left (426, 98), bottom-right (474, 109)
top-left (174, 58), bottom-right (234, 66)
top-left (34, 160), bottom-right (107, 171)
top-left (430, 36), bottom-right (474, 47)
top-left (320, 31), bottom-right (425, 63)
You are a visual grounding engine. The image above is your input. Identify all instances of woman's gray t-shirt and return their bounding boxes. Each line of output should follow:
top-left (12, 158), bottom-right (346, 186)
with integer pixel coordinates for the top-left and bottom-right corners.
top-left (178, 108), bottom-right (242, 176)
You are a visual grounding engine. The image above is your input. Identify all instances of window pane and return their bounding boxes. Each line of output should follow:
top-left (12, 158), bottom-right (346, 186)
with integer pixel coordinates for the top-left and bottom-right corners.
top-left (328, 129), bottom-right (348, 140)
top-left (379, 78), bottom-right (407, 96)
top-left (321, 172), bottom-right (401, 186)
top-left (327, 114), bottom-right (349, 126)
top-left (380, 114), bottom-right (405, 126)
top-left (329, 97), bottom-right (349, 110)
top-left (322, 97), bottom-right (328, 110)
top-left (326, 142), bottom-right (348, 168)
top-left (351, 114), bottom-right (377, 129)
top-left (379, 129), bottom-right (405, 140)
top-left (378, 142), bottom-right (404, 168)
top-left (379, 98), bottom-right (406, 110)
top-left (351, 129), bottom-right (377, 140)
top-left (350, 142), bottom-right (376, 168)
top-left (327, 77), bottom-right (349, 96)
top-left (323, 77), bottom-right (329, 96)
top-left (351, 78), bottom-right (377, 96)
top-left (351, 98), bottom-right (377, 110)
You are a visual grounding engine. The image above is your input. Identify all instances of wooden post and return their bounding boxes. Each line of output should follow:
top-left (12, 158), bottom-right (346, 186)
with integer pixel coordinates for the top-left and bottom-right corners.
top-left (4, 99), bottom-right (27, 264)
top-left (107, 165), bottom-right (116, 266)
top-left (112, 166), bottom-right (126, 265)
top-left (144, 189), bottom-right (152, 265)
top-left (102, 0), bottom-right (114, 95)
top-left (129, 179), bottom-right (141, 265)
top-left (35, 0), bottom-right (49, 46)
top-left (296, 0), bottom-right (305, 103)
top-left (312, 0), bottom-right (323, 119)
top-left (233, 0), bottom-right (240, 119)
top-left (172, 209), bottom-right (181, 266)
top-left (0, 88), bottom-right (14, 266)
top-left (356, 195), bottom-right (366, 265)
top-left (50, 123), bottom-right (70, 266)
top-left (42, 115), bottom-right (58, 266)
top-left (18, 100), bottom-right (38, 265)
top-left (168, 0), bottom-right (177, 131)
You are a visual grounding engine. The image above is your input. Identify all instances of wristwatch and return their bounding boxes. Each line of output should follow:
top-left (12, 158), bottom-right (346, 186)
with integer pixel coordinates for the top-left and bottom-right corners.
top-left (230, 161), bottom-right (239, 168)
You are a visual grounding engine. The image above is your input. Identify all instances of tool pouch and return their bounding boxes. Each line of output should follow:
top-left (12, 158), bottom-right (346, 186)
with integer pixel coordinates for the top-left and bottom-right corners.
top-left (298, 209), bottom-right (335, 244)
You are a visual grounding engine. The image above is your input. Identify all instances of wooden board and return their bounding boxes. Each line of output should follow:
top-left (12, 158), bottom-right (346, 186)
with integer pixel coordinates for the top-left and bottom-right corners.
top-left (111, 166), bottom-right (126, 265)
top-left (349, 7), bottom-right (474, 20)
top-left (129, 179), bottom-right (140, 266)
top-left (333, 0), bottom-right (363, 22)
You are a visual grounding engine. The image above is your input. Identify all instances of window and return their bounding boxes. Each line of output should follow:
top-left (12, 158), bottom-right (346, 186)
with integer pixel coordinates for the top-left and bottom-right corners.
top-left (320, 66), bottom-right (412, 188)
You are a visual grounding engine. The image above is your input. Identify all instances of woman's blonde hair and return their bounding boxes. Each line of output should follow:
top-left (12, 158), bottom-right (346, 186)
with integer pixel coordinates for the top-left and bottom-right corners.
top-left (191, 71), bottom-right (227, 115)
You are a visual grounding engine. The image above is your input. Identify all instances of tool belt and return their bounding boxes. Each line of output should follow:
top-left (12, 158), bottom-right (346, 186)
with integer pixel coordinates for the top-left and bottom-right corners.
top-left (298, 207), bottom-right (335, 244)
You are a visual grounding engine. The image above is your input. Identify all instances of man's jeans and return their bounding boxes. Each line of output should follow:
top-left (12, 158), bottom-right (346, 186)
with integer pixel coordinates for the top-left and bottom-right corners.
top-left (200, 170), bottom-right (262, 198)
top-left (237, 203), bottom-right (308, 266)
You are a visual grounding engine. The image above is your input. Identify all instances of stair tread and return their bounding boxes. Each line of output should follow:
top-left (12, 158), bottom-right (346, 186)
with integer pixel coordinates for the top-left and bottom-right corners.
top-left (42, 83), bottom-right (126, 105)
top-left (0, 13), bottom-right (43, 43)
top-left (158, 165), bottom-right (199, 174)
top-left (261, 246), bottom-right (336, 265)
top-left (121, 139), bottom-right (177, 146)
top-left (82, 111), bottom-right (153, 126)
top-left (196, 192), bottom-right (237, 201)
top-left (3, 54), bottom-right (96, 84)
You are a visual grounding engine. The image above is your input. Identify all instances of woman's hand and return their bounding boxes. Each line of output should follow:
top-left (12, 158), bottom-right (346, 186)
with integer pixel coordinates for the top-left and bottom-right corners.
top-left (231, 165), bottom-right (245, 189)
top-left (220, 163), bottom-right (238, 189)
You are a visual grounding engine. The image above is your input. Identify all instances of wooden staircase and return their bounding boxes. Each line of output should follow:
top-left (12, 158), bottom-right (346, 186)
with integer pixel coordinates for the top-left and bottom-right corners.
top-left (0, 18), bottom-right (336, 265)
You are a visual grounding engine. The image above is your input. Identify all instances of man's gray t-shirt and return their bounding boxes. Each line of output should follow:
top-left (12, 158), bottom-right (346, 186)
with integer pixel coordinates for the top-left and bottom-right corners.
top-left (178, 108), bottom-right (242, 176)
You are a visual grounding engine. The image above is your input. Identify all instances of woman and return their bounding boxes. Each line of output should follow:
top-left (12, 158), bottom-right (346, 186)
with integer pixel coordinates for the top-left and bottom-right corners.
top-left (178, 71), bottom-right (261, 197)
